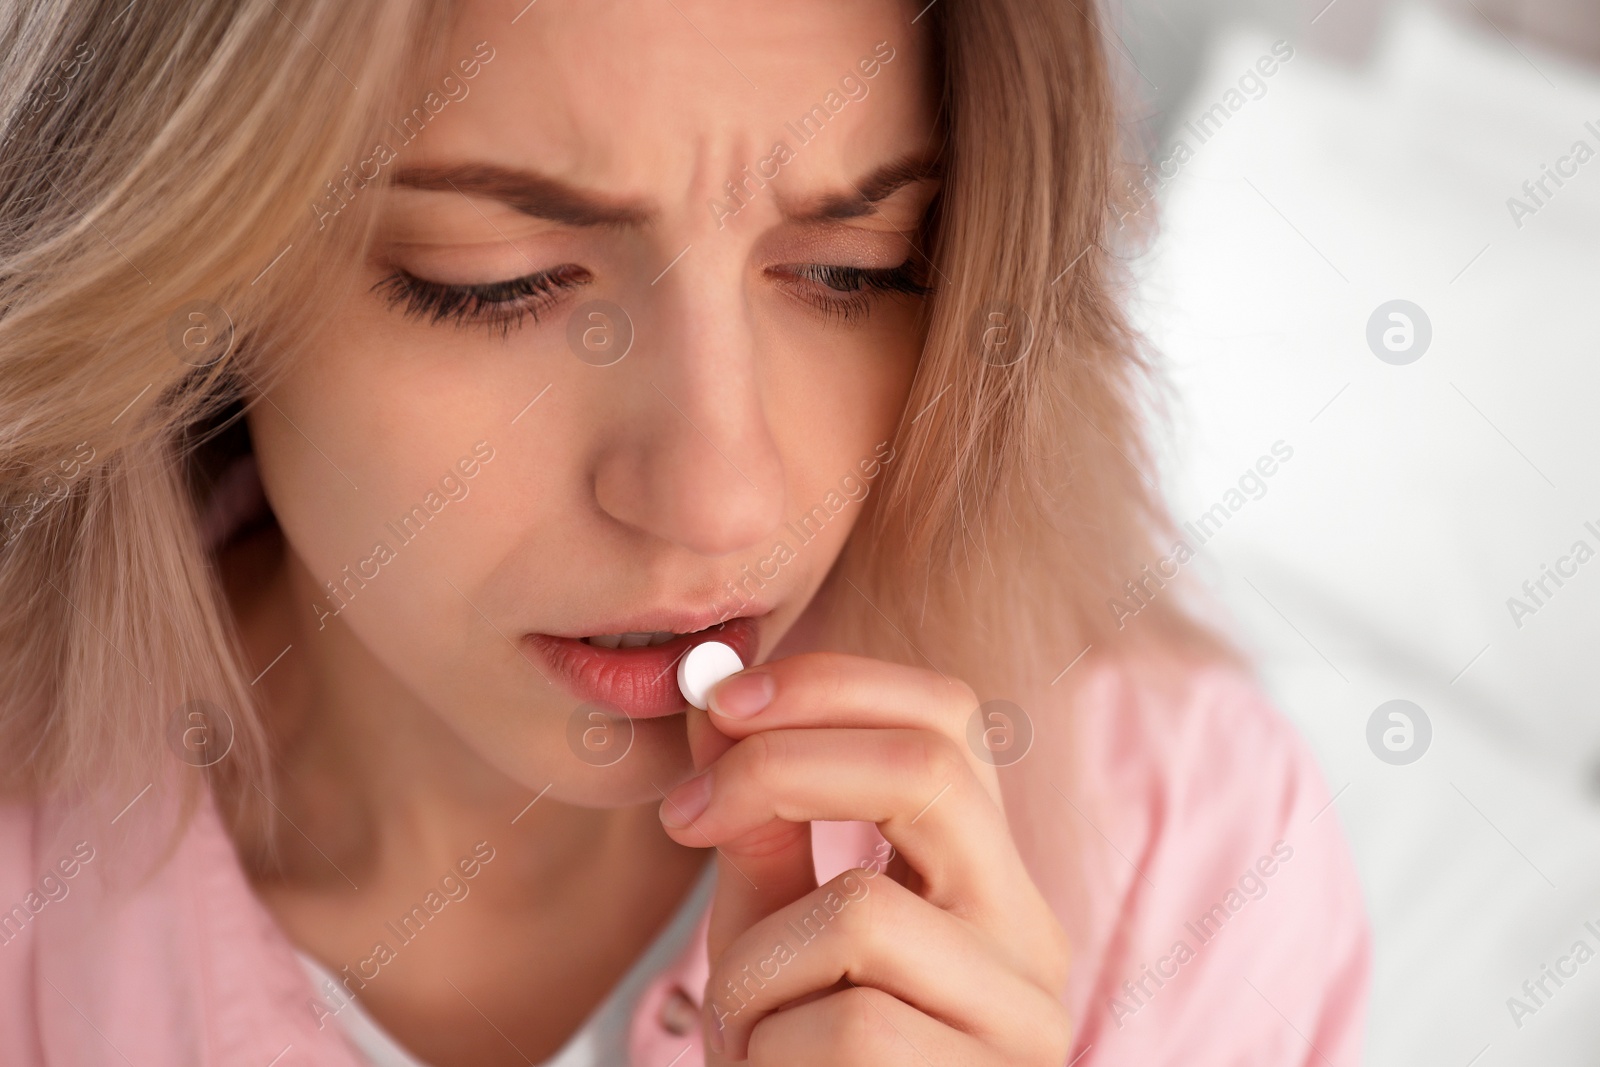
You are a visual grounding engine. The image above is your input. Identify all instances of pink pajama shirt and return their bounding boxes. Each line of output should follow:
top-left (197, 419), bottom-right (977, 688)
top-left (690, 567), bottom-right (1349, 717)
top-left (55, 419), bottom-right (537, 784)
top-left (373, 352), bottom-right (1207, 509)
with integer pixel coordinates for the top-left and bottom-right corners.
top-left (0, 660), bottom-right (1368, 1065)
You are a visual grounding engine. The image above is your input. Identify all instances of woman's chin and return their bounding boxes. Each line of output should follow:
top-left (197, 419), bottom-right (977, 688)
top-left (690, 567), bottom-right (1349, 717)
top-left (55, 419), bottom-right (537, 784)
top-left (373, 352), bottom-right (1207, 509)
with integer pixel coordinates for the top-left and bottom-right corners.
top-left (516, 712), bottom-right (699, 810)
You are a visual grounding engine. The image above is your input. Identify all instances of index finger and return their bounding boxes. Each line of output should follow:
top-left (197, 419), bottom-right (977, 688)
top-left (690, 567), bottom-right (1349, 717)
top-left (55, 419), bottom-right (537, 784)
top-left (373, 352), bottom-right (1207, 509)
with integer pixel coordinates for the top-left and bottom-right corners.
top-left (705, 651), bottom-right (1005, 809)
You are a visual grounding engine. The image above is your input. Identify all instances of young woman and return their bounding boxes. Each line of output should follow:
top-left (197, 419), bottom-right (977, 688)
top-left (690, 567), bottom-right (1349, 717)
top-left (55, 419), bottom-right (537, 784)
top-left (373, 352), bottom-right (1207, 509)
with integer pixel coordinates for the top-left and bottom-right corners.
top-left (0, 0), bottom-right (1368, 1064)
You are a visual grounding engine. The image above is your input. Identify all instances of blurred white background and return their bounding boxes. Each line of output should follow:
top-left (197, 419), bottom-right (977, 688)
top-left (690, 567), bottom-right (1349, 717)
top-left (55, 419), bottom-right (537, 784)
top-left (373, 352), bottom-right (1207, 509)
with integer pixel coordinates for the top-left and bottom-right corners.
top-left (1115, 0), bottom-right (1600, 1063)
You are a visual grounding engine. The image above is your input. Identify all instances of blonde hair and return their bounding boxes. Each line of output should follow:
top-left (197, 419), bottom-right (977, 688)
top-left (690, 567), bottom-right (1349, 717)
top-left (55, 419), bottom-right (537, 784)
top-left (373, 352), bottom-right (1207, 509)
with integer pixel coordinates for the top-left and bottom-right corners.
top-left (834, 0), bottom-right (1230, 695)
top-left (0, 0), bottom-right (1228, 846)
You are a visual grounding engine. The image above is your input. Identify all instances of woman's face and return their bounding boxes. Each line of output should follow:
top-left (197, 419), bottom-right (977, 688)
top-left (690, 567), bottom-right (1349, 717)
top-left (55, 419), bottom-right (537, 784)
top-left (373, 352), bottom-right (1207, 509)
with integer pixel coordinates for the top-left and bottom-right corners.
top-left (246, 0), bottom-right (940, 803)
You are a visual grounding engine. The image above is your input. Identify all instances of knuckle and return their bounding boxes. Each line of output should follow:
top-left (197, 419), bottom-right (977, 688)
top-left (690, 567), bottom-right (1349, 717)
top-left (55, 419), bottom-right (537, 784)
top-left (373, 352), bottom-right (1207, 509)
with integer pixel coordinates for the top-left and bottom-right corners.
top-left (834, 987), bottom-right (900, 1054)
top-left (911, 729), bottom-right (968, 791)
top-left (820, 866), bottom-right (891, 951)
top-left (1043, 919), bottom-right (1073, 994)
top-left (815, 653), bottom-right (852, 706)
top-left (1030, 998), bottom-right (1075, 1064)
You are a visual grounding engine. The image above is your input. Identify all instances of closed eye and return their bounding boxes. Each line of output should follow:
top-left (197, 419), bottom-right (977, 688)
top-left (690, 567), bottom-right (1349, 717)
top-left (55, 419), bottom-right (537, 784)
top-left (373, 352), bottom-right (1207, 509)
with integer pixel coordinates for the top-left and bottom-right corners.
top-left (771, 259), bottom-right (932, 324)
top-left (372, 255), bottom-right (931, 335)
top-left (372, 264), bottom-right (592, 337)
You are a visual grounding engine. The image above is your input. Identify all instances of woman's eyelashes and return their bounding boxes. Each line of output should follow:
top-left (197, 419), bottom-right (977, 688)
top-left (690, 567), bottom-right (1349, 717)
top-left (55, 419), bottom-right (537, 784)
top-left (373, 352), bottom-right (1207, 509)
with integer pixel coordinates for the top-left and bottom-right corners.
top-left (372, 264), bottom-right (592, 337)
top-left (373, 256), bottom-right (933, 335)
top-left (776, 259), bottom-right (933, 324)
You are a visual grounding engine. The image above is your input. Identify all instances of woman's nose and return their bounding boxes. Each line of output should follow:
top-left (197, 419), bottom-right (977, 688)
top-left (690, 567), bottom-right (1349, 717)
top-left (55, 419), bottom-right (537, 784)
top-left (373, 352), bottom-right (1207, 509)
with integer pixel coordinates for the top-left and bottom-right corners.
top-left (590, 269), bottom-right (786, 557)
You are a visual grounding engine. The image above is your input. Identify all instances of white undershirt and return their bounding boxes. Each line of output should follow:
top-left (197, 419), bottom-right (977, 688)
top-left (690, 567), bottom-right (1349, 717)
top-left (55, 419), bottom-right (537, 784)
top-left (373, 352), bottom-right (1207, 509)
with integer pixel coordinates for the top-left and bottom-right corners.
top-left (295, 861), bottom-right (715, 1067)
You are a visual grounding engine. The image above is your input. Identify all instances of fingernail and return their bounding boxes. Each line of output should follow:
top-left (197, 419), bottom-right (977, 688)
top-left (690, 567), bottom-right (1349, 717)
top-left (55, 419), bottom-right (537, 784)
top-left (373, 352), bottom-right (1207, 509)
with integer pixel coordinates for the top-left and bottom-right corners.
top-left (708, 670), bottom-right (774, 719)
top-left (659, 772), bottom-right (713, 828)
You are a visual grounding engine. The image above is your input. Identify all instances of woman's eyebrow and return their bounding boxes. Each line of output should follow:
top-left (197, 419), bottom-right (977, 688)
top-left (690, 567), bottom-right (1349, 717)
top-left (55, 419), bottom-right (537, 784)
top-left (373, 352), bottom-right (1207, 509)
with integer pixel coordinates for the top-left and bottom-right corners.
top-left (391, 164), bottom-right (654, 227)
top-left (391, 152), bottom-right (943, 228)
top-left (780, 153), bottom-right (944, 222)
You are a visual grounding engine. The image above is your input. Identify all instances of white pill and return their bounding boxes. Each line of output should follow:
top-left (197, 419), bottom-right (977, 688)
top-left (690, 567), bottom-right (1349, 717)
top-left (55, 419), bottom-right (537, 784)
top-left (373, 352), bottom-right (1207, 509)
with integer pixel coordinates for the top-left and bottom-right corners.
top-left (677, 640), bottom-right (744, 711)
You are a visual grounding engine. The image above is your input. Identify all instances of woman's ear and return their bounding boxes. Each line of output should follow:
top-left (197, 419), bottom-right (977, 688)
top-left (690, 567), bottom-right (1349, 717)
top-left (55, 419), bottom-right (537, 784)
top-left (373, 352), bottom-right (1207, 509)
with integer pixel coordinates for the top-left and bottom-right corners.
top-left (197, 452), bottom-right (271, 555)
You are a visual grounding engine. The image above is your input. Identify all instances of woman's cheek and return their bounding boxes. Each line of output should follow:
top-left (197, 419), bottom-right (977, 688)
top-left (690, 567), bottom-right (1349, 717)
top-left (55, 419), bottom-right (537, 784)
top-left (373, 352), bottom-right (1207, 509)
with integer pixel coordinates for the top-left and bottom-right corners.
top-left (787, 312), bottom-right (918, 479)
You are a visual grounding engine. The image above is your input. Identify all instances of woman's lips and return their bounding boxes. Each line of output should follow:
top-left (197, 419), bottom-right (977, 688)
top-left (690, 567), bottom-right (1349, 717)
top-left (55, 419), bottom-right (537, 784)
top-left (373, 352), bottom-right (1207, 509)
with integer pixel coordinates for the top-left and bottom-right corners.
top-left (525, 617), bottom-right (760, 718)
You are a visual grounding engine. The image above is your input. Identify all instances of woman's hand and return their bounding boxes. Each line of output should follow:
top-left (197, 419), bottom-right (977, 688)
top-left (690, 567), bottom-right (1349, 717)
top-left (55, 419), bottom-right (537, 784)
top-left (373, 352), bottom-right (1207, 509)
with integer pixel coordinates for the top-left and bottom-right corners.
top-left (657, 652), bottom-right (1073, 1065)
